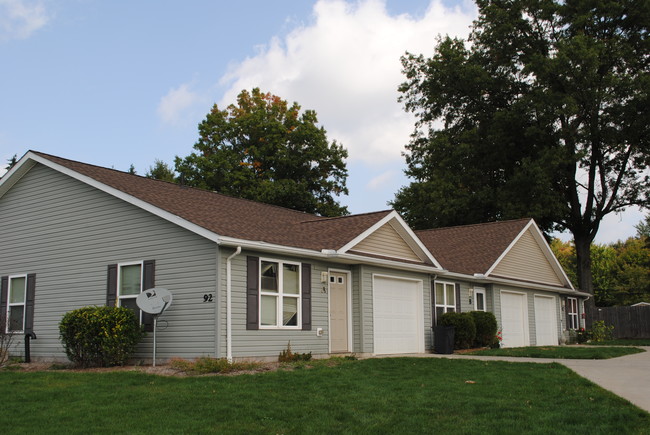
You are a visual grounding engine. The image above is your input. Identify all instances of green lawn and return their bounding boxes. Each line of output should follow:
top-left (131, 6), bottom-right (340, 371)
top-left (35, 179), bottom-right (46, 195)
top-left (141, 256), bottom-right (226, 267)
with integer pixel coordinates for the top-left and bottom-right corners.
top-left (587, 339), bottom-right (650, 346)
top-left (1, 358), bottom-right (649, 434)
top-left (466, 346), bottom-right (644, 359)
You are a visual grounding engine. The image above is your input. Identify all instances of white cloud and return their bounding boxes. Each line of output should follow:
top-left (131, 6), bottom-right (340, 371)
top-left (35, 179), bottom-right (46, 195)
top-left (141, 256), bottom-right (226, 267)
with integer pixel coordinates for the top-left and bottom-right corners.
top-left (219, 0), bottom-right (477, 164)
top-left (366, 169), bottom-right (396, 191)
top-left (157, 83), bottom-right (207, 126)
top-left (0, 0), bottom-right (49, 42)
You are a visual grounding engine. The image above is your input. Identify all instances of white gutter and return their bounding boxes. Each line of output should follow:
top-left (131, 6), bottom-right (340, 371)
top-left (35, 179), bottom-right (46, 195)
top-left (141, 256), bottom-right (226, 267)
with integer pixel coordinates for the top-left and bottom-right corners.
top-left (217, 236), bottom-right (445, 274)
top-left (226, 246), bottom-right (241, 363)
top-left (450, 270), bottom-right (590, 297)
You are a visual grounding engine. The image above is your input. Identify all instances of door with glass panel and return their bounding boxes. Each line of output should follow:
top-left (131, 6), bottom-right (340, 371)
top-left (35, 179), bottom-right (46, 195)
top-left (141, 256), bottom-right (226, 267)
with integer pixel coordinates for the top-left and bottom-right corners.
top-left (329, 272), bottom-right (349, 352)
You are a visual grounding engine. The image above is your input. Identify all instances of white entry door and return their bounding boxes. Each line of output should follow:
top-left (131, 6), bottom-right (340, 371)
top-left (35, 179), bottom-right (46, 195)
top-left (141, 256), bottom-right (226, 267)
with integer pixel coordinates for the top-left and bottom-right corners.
top-left (534, 295), bottom-right (558, 346)
top-left (500, 291), bottom-right (529, 347)
top-left (373, 276), bottom-right (423, 354)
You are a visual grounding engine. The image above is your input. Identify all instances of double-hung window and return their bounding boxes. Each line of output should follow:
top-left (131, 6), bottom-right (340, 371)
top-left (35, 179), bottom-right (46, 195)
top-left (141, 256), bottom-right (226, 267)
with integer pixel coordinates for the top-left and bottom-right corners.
top-left (117, 262), bottom-right (143, 321)
top-left (7, 275), bottom-right (27, 332)
top-left (260, 259), bottom-right (301, 328)
top-left (435, 281), bottom-right (456, 324)
top-left (567, 297), bottom-right (578, 330)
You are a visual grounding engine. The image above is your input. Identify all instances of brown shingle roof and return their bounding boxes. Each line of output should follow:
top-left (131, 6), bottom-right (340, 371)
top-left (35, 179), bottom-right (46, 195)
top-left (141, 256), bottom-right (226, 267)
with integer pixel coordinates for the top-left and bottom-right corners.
top-left (416, 219), bottom-right (531, 275)
top-left (32, 151), bottom-right (391, 252)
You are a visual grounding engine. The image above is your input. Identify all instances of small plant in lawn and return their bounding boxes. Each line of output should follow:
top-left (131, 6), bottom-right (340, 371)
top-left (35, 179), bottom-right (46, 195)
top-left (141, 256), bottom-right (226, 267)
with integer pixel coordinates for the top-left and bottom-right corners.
top-left (491, 329), bottom-right (503, 348)
top-left (169, 357), bottom-right (262, 374)
top-left (278, 341), bottom-right (312, 362)
top-left (576, 328), bottom-right (591, 344)
top-left (0, 314), bottom-right (15, 367)
top-left (59, 306), bottom-right (145, 367)
top-left (590, 321), bottom-right (614, 342)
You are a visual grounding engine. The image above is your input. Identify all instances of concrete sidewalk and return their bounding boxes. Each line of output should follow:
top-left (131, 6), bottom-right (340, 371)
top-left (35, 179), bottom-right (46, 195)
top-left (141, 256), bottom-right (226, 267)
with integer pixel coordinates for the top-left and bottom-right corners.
top-left (377, 347), bottom-right (650, 413)
top-left (559, 347), bottom-right (650, 413)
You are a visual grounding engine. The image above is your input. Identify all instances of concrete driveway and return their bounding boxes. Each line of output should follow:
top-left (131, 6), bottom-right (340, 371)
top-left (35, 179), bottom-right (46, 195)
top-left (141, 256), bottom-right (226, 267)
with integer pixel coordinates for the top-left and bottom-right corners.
top-left (559, 347), bottom-right (650, 413)
top-left (377, 346), bottom-right (650, 413)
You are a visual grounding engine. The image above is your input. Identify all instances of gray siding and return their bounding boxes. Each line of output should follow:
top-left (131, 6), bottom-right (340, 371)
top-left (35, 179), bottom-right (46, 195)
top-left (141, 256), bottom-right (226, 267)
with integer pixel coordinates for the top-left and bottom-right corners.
top-left (0, 164), bottom-right (218, 361)
top-left (221, 249), bottom-right (345, 358)
top-left (492, 229), bottom-right (563, 286)
top-left (352, 221), bottom-right (421, 262)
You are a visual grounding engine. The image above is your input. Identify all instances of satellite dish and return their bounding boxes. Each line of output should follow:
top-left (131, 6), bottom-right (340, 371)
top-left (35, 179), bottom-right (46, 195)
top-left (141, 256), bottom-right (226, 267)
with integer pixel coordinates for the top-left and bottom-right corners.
top-left (136, 287), bottom-right (173, 315)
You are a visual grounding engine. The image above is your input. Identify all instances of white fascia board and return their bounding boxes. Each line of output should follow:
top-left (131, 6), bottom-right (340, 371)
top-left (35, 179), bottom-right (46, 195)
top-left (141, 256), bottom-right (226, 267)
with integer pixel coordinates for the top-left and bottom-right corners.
top-left (24, 152), bottom-right (223, 244)
top-left (337, 210), bottom-right (443, 269)
top-left (483, 219), bottom-right (574, 290)
top-left (218, 236), bottom-right (443, 274)
top-left (484, 219), bottom-right (532, 277)
top-left (442, 270), bottom-right (589, 297)
top-left (389, 212), bottom-right (444, 269)
top-left (0, 153), bottom-right (36, 199)
top-left (337, 211), bottom-right (397, 253)
top-left (526, 220), bottom-right (576, 290)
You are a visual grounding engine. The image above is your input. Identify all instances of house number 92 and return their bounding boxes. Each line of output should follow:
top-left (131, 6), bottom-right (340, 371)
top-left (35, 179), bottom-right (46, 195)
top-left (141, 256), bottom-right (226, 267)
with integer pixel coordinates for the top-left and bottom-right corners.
top-left (203, 294), bottom-right (213, 302)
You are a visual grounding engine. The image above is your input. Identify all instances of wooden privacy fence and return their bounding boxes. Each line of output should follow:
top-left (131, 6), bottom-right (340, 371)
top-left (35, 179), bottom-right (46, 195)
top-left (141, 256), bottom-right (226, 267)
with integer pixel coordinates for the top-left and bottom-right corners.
top-left (586, 305), bottom-right (650, 339)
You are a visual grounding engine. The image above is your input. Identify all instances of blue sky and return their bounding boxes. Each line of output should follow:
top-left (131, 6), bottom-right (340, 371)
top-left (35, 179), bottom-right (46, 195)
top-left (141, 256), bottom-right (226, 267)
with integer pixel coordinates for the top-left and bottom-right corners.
top-left (0, 0), bottom-right (645, 243)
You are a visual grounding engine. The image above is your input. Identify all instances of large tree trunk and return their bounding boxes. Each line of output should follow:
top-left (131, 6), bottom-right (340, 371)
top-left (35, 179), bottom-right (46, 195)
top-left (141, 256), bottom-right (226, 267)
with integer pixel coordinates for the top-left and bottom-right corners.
top-left (574, 231), bottom-right (596, 313)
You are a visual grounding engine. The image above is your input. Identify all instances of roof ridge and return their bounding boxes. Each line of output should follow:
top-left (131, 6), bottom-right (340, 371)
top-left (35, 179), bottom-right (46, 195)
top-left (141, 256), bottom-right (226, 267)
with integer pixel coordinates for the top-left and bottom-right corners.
top-left (31, 150), bottom-right (327, 219)
top-left (298, 209), bottom-right (393, 224)
top-left (416, 218), bottom-right (531, 234)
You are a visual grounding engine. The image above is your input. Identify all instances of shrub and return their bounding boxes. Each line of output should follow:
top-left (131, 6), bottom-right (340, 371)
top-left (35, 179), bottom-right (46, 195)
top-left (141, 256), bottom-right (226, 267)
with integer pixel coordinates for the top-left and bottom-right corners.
top-left (576, 328), bottom-right (591, 344)
top-left (590, 321), bottom-right (614, 342)
top-left (59, 306), bottom-right (145, 367)
top-left (0, 314), bottom-right (16, 367)
top-left (439, 312), bottom-right (476, 349)
top-left (469, 311), bottom-right (498, 347)
top-left (278, 341), bottom-right (312, 362)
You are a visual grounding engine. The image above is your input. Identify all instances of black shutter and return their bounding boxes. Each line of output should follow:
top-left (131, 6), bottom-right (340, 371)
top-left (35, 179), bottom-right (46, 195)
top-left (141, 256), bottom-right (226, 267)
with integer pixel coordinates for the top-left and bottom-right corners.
top-left (106, 264), bottom-right (118, 307)
top-left (24, 274), bottom-right (36, 334)
top-left (455, 283), bottom-right (461, 313)
top-left (431, 280), bottom-right (437, 326)
top-left (301, 263), bottom-right (312, 331)
top-left (0, 276), bottom-right (7, 327)
top-left (142, 260), bottom-right (155, 333)
top-left (246, 256), bottom-right (259, 330)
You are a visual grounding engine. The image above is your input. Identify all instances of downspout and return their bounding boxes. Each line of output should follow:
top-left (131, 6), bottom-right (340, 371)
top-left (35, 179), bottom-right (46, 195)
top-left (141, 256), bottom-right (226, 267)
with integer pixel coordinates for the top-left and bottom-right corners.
top-left (226, 246), bottom-right (242, 363)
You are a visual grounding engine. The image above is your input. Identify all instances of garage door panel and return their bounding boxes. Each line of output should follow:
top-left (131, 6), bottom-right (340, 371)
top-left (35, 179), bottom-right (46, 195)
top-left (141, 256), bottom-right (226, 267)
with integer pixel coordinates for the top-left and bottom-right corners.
top-left (534, 295), bottom-right (558, 346)
top-left (500, 292), bottom-right (528, 348)
top-left (373, 276), bottom-right (423, 354)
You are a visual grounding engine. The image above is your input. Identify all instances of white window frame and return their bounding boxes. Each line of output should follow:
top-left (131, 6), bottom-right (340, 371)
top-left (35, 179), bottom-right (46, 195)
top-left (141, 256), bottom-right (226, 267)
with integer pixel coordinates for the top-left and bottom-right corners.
top-left (434, 280), bottom-right (456, 324)
top-left (117, 261), bottom-right (143, 323)
top-left (567, 297), bottom-right (578, 330)
top-left (6, 274), bottom-right (27, 333)
top-left (259, 258), bottom-right (302, 329)
top-left (474, 287), bottom-right (486, 312)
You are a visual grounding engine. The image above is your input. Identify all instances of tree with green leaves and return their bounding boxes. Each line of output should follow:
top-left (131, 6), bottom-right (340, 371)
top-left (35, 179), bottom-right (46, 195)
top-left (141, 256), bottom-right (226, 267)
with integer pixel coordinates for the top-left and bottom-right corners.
top-left (636, 214), bottom-right (650, 240)
top-left (393, 0), bottom-right (650, 296)
top-left (145, 159), bottom-right (176, 183)
top-left (5, 154), bottom-right (17, 172)
top-left (551, 237), bottom-right (650, 306)
top-left (175, 88), bottom-right (349, 217)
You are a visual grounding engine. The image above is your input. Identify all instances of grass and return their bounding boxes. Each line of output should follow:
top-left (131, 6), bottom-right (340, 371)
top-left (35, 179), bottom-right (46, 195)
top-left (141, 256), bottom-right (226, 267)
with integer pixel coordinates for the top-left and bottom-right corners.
top-left (1, 358), bottom-right (649, 434)
top-left (465, 346), bottom-right (644, 359)
top-left (586, 339), bottom-right (650, 346)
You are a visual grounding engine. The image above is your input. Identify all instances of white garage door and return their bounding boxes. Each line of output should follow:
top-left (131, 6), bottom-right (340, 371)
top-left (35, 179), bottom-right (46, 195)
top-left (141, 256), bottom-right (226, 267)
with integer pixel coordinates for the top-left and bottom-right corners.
top-left (534, 295), bottom-right (558, 346)
top-left (500, 291), bottom-right (528, 347)
top-left (373, 276), bottom-right (423, 354)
